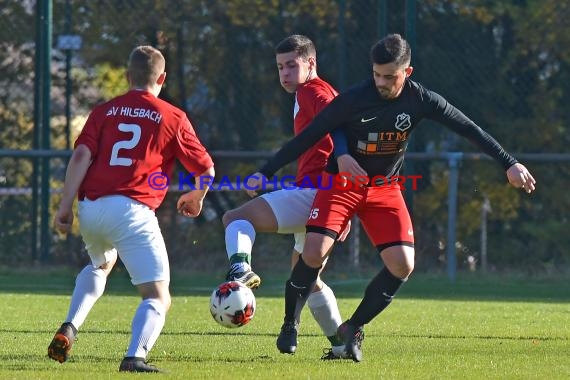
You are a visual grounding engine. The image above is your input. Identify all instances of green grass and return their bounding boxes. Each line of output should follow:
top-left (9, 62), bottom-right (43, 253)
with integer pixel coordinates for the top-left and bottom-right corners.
top-left (0, 270), bottom-right (568, 379)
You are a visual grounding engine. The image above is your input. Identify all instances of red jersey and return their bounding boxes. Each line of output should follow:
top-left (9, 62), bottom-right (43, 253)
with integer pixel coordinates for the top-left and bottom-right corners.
top-left (294, 77), bottom-right (337, 186)
top-left (76, 90), bottom-right (213, 210)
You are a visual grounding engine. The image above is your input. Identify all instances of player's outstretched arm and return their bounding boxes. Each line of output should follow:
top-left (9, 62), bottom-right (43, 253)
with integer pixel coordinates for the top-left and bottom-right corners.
top-left (177, 166), bottom-right (215, 217)
top-left (54, 144), bottom-right (92, 234)
top-left (506, 163), bottom-right (536, 194)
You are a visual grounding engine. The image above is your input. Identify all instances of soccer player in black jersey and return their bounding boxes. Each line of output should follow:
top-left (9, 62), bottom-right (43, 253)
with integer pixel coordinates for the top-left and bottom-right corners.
top-left (246, 33), bottom-right (536, 362)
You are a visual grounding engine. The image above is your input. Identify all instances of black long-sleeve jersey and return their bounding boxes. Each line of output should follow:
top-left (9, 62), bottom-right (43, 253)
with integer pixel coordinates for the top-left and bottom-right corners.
top-left (259, 78), bottom-right (518, 182)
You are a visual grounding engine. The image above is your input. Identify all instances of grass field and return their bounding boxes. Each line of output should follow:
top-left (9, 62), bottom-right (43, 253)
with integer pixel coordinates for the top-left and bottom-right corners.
top-left (0, 269), bottom-right (568, 379)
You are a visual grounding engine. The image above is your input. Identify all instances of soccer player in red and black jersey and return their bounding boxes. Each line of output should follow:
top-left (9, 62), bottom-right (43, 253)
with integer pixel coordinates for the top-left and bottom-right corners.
top-left (222, 35), bottom-right (354, 358)
top-left (48, 45), bottom-right (214, 372)
top-left (248, 34), bottom-right (536, 361)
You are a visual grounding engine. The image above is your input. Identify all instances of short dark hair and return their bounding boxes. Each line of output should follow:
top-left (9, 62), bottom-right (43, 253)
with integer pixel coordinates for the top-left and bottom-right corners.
top-left (370, 33), bottom-right (411, 67)
top-left (274, 34), bottom-right (316, 60)
top-left (127, 45), bottom-right (165, 87)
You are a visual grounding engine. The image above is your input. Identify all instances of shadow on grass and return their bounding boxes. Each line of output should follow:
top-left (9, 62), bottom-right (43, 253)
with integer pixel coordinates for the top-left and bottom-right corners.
top-left (3, 327), bottom-right (567, 342)
top-left (0, 267), bottom-right (568, 303)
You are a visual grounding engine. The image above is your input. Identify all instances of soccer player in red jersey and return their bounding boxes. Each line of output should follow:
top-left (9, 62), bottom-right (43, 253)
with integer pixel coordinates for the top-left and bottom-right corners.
top-left (222, 35), bottom-right (355, 358)
top-left (249, 34), bottom-right (536, 362)
top-left (48, 45), bottom-right (214, 372)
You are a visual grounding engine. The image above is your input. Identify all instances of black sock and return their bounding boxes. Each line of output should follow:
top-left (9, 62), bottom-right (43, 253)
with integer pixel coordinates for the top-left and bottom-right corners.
top-left (284, 256), bottom-right (320, 323)
top-left (349, 267), bottom-right (404, 326)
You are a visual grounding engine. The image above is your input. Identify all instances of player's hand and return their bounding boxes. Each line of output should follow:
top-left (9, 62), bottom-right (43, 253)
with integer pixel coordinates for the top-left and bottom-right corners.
top-left (177, 191), bottom-right (204, 217)
top-left (506, 163), bottom-right (536, 194)
top-left (337, 219), bottom-right (351, 242)
top-left (337, 154), bottom-right (368, 187)
top-left (54, 206), bottom-right (73, 234)
top-left (245, 172), bottom-right (264, 198)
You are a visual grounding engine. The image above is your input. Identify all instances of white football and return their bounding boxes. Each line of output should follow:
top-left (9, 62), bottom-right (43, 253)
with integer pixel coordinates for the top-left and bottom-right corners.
top-left (209, 281), bottom-right (256, 328)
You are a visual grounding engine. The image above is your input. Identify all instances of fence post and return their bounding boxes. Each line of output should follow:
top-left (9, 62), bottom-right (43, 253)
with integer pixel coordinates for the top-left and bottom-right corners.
top-left (337, 0), bottom-right (347, 90)
top-left (349, 217), bottom-right (360, 268)
top-left (32, 0), bottom-right (45, 261)
top-left (446, 152), bottom-right (462, 282)
top-left (40, 0), bottom-right (53, 263)
top-left (404, 0), bottom-right (417, 217)
top-left (63, 0), bottom-right (72, 150)
top-left (481, 195), bottom-right (491, 272)
top-left (377, 0), bottom-right (387, 38)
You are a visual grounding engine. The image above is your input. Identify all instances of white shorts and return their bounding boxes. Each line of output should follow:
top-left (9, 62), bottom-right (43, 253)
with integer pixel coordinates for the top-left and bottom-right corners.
top-left (78, 195), bottom-right (169, 285)
top-left (260, 188), bottom-right (317, 253)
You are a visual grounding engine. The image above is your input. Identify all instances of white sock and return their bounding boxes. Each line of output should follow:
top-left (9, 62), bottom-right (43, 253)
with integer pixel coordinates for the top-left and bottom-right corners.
top-left (126, 298), bottom-right (166, 358)
top-left (307, 282), bottom-right (343, 338)
top-left (225, 220), bottom-right (256, 271)
top-left (65, 265), bottom-right (107, 330)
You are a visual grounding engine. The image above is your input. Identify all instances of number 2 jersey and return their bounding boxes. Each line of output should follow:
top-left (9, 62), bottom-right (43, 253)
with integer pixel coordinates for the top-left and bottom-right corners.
top-left (260, 78), bottom-right (518, 181)
top-left (76, 89), bottom-right (213, 210)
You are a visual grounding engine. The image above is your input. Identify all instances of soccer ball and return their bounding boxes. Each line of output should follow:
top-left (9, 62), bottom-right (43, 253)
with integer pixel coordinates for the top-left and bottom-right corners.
top-left (209, 281), bottom-right (256, 328)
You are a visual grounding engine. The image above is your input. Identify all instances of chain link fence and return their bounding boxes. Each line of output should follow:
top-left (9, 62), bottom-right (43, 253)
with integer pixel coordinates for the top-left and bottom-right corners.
top-left (1, 0), bottom-right (568, 274)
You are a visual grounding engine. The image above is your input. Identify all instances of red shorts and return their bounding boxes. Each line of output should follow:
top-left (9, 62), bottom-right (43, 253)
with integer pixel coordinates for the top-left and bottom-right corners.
top-left (306, 185), bottom-right (414, 251)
